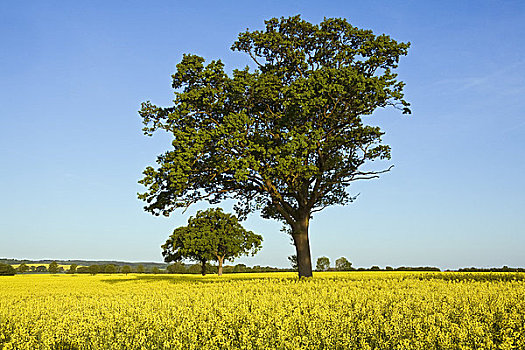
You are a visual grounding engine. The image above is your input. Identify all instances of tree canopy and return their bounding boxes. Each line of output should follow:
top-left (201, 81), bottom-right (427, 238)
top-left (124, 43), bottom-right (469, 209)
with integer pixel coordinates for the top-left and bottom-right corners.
top-left (139, 15), bottom-right (410, 277)
top-left (16, 263), bottom-right (29, 273)
top-left (0, 264), bottom-right (16, 276)
top-left (48, 261), bottom-right (59, 274)
top-left (335, 257), bottom-right (353, 271)
top-left (316, 256), bottom-right (330, 271)
top-left (162, 208), bottom-right (262, 276)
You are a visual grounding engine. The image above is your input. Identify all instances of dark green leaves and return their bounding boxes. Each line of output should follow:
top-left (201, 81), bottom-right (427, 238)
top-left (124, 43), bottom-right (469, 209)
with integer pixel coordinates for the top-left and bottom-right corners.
top-left (139, 15), bottom-right (410, 228)
top-left (162, 208), bottom-right (263, 264)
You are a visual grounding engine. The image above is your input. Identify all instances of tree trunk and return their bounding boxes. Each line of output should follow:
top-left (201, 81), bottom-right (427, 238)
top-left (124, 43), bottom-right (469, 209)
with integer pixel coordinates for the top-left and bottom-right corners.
top-left (293, 216), bottom-right (313, 278)
top-left (201, 260), bottom-right (206, 276)
top-left (217, 256), bottom-right (224, 276)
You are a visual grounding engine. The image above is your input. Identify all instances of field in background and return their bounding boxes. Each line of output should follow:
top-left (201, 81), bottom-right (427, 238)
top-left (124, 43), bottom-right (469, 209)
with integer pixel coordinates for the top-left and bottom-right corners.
top-left (1, 272), bottom-right (524, 349)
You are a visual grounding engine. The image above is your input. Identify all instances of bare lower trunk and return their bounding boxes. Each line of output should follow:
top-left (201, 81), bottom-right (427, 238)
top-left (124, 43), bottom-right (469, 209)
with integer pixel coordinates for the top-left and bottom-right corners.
top-left (217, 256), bottom-right (224, 276)
top-left (201, 260), bottom-right (206, 276)
top-left (293, 216), bottom-right (313, 278)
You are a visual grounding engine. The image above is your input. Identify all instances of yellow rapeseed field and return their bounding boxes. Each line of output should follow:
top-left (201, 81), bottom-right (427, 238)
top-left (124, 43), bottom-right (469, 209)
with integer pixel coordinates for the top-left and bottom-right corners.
top-left (1, 272), bottom-right (524, 349)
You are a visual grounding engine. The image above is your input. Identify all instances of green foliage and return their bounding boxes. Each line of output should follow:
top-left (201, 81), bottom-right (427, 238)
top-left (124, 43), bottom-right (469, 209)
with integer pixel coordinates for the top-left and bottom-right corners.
top-left (187, 264), bottom-right (203, 274)
top-left (121, 266), bottom-right (131, 275)
top-left (166, 262), bottom-right (186, 274)
top-left (88, 265), bottom-right (100, 275)
top-left (16, 263), bottom-right (29, 274)
top-left (233, 264), bottom-right (247, 273)
top-left (105, 265), bottom-right (117, 274)
top-left (35, 265), bottom-right (47, 273)
top-left (0, 264), bottom-right (15, 276)
top-left (76, 266), bottom-right (89, 274)
top-left (139, 16), bottom-right (410, 277)
top-left (48, 261), bottom-right (59, 274)
top-left (67, 264), bottom-right (78, 274)
top-left (316, 257), bottom-right (330, 271)
top-left (162, 208), bottom-right (262, 276)
top-left (335, 257), bottom-right (353, 271)
top-left (136, 265), bottom-right (145, 274)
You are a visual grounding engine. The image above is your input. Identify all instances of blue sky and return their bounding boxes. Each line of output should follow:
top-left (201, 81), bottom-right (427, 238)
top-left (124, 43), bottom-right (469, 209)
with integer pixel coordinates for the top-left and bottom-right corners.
top-left (1, 1), bottom-right (524, 269)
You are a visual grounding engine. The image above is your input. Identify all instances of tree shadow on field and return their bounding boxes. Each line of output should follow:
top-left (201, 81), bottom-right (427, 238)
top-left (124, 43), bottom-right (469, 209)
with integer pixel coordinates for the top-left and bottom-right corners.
top-left (101, 272), bottom-right (297, 285)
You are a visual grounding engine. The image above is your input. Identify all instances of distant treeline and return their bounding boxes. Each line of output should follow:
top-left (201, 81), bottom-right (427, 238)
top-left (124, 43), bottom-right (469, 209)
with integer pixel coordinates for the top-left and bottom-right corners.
top-left (455, 266), bottom-right (525, 273)
top-left (355, 266), bottom-right (441, 272)
top-left (3, 258), bottom-right (524, 276)
top-left (0, 258), bottom-right (166, 269)
top-left (0, 261), bottom-right (291, 275)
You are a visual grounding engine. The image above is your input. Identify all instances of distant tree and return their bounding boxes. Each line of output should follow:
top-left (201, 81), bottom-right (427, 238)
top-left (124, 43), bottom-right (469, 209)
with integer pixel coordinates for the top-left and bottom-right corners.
top-left (0, 264), bottom-right (16, 276)
top-left (105, 264), bottom-right (117, 274)
top-left (206, 263), bottom-right (218, 274)
top-left (316, 257), bottom-right (330, 272)
top-left (16, 263), bottom-right (29, 273)
top-left (162, 208), bottom-right (262, 276)
top-left (121, 265), bottom-right (131, 275)
top-left (151, 267), bottom-right (160, 274)
top-left (335, 257), bottom-right (353, 271)
top-left (77, 266), bottom-right (89, 273)
top-left (370, 265), bottom-right (380, 271)
top-left (166, 262), bottom-right (186, 274)
top-left (48, 261), bottom-right (59, 274)
top-left (30, 266), bottom-right (36, 272)
top-left (88, 265), bottom-right (100, 275)
top-left (138, 16), bottom-right (411, 278)
top-left (385, 266), bottom-right (393, 271)
top-left (136, 265), bottom-right (145, 273)
top-left (35, 265), bottom-right (47, 273)
top-left (67, 264), bottom-right (78, 274)
top-left (288, 255), bottom-right (298, 271)
top-left (222, 265), bottom-right (235, 274)
top-left (233, 264), bottom-right (247, 273)
top-left (188, 264), bottom-right (203, 274)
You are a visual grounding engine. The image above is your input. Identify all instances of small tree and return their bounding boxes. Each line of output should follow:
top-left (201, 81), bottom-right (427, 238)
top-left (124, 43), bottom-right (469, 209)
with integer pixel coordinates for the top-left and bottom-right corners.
top-left (233, 264), bottom-right (247, 273)
top-left (105, 264), bottom-right (117, 274)
top-left (188, 264), bottom-right (203, 274)
top-left (0, 264), bottom-right (16, 276)
top-left (36, 265), bottom-right (47, 273)
top-left (335, 257), bottom-right (353, 271)
top-left (162, 208), bottom-right (262, 276)
top-left (88, 265), bottom-right (100, 275)
top-left (166, 262), bottom-right (186, 274)
top-left (16, 263), bottom-right (29, 273)
top-left (77, 266), bottom-right (89, 273)
top-left (121, 265), bottom-right (131, 275)
top-left (316, 257), bottom-right (330, 271)
top-left (48, 261), bottom-right (59, 274)
top-left (136, 265), bottom-right (145, 273)
top-left (67, 264), bottom-right (78, 274)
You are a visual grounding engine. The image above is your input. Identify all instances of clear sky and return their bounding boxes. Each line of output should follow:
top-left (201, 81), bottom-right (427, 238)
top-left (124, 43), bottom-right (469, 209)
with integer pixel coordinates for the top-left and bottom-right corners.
top-left (1, 1), bottom-right (524, 270)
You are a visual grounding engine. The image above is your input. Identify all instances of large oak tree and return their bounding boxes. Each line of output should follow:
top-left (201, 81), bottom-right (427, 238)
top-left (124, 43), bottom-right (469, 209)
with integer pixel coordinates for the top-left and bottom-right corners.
top-left (139, 16), bottom-right (410, 277)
